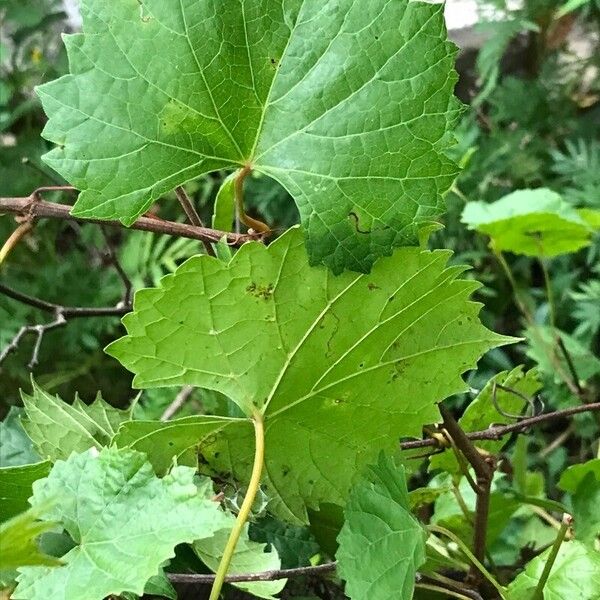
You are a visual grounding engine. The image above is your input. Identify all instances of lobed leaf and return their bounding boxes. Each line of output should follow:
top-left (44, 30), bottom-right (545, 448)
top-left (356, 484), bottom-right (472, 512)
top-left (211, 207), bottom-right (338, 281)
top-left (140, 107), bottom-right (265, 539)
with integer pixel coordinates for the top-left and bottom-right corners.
top-left (336, 453), bottom-right (426, 600)
top-left (0, 407), bottom-right (40, 468)
top-left (20, 380), bottom-right (132, 462)
top-left (13, 447), bottom-right (230, 600)
top-left (109, 228), bottom-right (512, 522)
top-left (37, 0), bottom-right (461, 273)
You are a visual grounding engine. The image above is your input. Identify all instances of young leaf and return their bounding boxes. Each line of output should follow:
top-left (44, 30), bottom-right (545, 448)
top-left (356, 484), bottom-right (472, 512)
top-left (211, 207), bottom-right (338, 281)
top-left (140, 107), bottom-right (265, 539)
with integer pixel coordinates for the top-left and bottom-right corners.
top-left (37, 0), bottom-right (461, 273)
top-left (429, 366), bottom-right (541, 475)
top-left (20, 380), bottom-right (132, 462)
top-left (212, 173), bottom-right (236, 232)
top-left (0, 507), bottom-right (62, 570)
top-left (462, 188), bottom-right (597, 257)
top-left (0, 462), bottom-right (50, 521)
top-left (12, 447), bottom-right (230, 600)
top-left (108, 228), bottom-right (512, 522)
top-left (0, 408), bottom-right (40, 467)
top-left (194, 517), bottom-right (285, 599)
top-left (506, 540), bottom-right (600, 599)
top-left (336, 453), bottom-right (426, 600)
top-left (559, 459), bottom-right (600, 546)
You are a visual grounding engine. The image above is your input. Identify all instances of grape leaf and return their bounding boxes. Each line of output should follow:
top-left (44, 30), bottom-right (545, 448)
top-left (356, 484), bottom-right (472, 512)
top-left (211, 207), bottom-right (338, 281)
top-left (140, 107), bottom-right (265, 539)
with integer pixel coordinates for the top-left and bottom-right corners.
top-left (0, 507), bottom-right (61, 570)
top-left (559, 459), bottom-right (600, 546)
top-left (109, 228), bottom-right (511, 523)
top-left (0, 462), bottom-right (50, 522)
top-left (37, 0), bottom-right (461, 273)
top-left (429, 366), bottom-right (541, 475)
top-left (506, 540), bottom-right (600, 600)
top-left (0, 408), bottom-right (40, 468)
top-left (462, 188), bottom-right (597, 257)
top-left (21, 380), bottom-right (132, 462)
top-left (336, 453), bottom-right (426, 600)
top-left (12, 447), bottom-right (229, 600)
top-left (194, 515), bottom-right (285, 599)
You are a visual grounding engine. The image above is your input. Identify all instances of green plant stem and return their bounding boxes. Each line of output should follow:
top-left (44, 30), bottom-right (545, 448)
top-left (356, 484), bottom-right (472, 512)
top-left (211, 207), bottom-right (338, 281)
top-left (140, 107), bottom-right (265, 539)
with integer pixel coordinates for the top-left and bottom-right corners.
top-left (428, 525), bottom-right (507, 599)
top-left (209, 411), bottom-right (265, 600)
top-left (539, 257), bottom-right (556, 328)
top-left (492, 246), bottom-right (533, 323)
top-left (234, 165), bottom-right (270, 233)
top-left (531, 514), bottom-right (571, 600)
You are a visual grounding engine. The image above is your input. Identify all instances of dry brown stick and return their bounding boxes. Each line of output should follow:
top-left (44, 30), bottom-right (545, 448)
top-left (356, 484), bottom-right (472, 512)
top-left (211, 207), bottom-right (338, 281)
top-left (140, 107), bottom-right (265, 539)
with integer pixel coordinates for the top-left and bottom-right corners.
top-left (0, 196), bottom-right (260, 246)
top-left (161, 385), bottom-right (195, 421)
top-left (399, 402), bottom-right (600, 450)
top-left (439, 404), bottom-right (495, 585)
top-left (167, 561), bottom-right (337, 584)
top-left (174, 186), bottom-right (216, 257)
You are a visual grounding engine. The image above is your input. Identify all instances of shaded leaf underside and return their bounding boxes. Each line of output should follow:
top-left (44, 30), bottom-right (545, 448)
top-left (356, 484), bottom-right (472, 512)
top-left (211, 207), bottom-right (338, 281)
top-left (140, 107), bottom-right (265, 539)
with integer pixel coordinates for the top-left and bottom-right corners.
top-left (109, 228), bottom-right (511, 522)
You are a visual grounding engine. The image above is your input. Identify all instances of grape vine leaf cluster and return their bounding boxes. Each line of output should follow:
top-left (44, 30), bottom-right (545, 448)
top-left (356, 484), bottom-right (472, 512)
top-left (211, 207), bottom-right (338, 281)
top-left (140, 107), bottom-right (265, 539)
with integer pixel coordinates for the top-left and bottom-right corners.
top-left (12, 447), bottom-right (233, 600)
top-left (37, 0), bottom-right (461, 273)
top-left (336, 453), bottom-right (426, 600)
top-left (108, 227), bottom-right (512, 522)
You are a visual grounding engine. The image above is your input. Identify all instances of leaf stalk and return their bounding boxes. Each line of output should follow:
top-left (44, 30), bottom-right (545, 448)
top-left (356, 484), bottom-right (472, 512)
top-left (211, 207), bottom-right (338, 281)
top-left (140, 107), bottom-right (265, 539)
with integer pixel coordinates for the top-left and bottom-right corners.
top-left (209, 411), bottom-right (265, 600)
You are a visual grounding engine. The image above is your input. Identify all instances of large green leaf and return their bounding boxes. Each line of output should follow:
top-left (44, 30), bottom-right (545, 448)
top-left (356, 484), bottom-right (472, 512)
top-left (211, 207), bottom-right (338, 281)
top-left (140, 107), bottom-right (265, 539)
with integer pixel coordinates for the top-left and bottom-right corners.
top-left (559, 459), bottom-right (600, 546)
top-left (0, 507), bottom-right (61, 570)
top-left (194, 515), bottom-right (285, 599)
top-left (21, 380), bottom-right (132, 462)
top-left (12, 447), bottom-right (229, 600)
top-left (336, 453), bottom-right (426, 600)
top-left (109, 228), bottom-right (511, 522)
top-left (506, 541), bottom-right (600, 599)
top-left (37, 0), bottom-right (461, 273)
top-left (429, 366), bottom-right (541, 475)
top-left (462, 188), bottom-right (598, 257)
top-left (0, 462), bottom-right (51, 522)
top-left (0, 408), bottom-right (40, 468)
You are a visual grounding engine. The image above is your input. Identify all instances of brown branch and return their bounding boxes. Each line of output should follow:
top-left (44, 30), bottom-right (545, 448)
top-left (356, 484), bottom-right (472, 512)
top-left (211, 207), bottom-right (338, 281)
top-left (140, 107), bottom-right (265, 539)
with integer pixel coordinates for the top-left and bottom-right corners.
top-left (0, 196), bottom-right (261, 246)
top-left (0, 283), bottom-right (130, 369)
top-left (0, 283), bottom-right (130, 318)
top-left (555, 335), bottom-right (584, 396)
top-left (174, 186), bottom-right (216, 257)
top-left (439, 404), bottom-right (494, 584)
top-left (161, 385), bottom-right (194, 421)
top-left (167, 562), bottom-right (337, 584)
top-left (99, 227), bottom-right (133, 304)
top-left (400, 402), bottom-right (600, 450)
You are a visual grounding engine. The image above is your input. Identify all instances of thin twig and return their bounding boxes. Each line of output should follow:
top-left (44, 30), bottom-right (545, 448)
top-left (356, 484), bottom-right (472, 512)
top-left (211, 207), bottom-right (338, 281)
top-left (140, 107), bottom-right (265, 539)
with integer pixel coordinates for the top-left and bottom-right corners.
top-left (0, 313), bottom-right (67, 369)
top-left (99, 227), bottom-right (133, 304)
top-left (0, 283), bottom-right (130, 318)
top-left (555, 335), bottom-right (584, 396)
top-left (0, 196), bottom-right (261, 246)
top-left (167, 562), bottom-right (337, 584)
top-left (399, 402), bottom-right (600, 450)
top-left (160, 385), bottom-right (195, 421)
top-left (174, 186), bottom-right (216, 257)
top-left (439, 404), bottom-right (495, 583)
